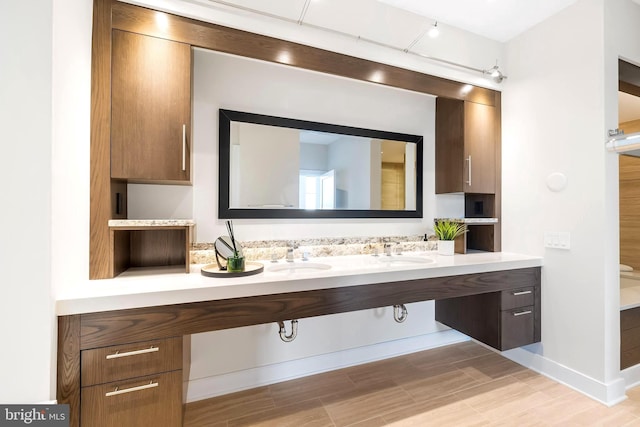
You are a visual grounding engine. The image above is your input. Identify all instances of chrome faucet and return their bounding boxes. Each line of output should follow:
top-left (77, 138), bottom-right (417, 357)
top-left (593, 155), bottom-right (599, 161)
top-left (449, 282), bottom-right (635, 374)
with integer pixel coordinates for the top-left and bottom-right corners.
top-left (384, 242), bottom-right (402, 256)
top-left (384, 243), bottom-right (393, 256)
top-left (286, 241), bottom-right (297, 262)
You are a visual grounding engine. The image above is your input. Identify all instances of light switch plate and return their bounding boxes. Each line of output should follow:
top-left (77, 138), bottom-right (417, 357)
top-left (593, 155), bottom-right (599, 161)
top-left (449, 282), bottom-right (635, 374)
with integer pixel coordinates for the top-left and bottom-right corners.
top-left (544, 231), bottom-right (570, 250)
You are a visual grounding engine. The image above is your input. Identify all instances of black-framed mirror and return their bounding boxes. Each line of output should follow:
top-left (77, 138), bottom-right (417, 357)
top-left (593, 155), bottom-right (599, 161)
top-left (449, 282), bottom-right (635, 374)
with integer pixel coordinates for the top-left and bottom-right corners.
top-left (219, 109), bottom-right (423, 219)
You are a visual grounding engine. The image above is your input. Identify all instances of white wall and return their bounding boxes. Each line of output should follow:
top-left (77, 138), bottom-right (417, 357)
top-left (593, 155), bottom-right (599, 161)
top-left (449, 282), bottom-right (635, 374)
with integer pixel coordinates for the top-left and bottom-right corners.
top-left (501, 0), bottom-right (640, 403)
top-left (0, 0), bottom-right (53, 403)
top-left (0, 0), bottom-right (92, 404)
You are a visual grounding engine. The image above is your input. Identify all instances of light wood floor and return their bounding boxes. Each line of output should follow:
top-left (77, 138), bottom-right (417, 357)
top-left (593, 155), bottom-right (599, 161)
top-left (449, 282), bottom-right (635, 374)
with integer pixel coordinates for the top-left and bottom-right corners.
top-left (184, 341), bottom-right (640, 426)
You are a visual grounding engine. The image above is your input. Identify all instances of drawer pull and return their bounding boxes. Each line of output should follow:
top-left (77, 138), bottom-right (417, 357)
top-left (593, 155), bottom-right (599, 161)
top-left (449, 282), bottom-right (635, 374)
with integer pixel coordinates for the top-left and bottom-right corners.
top-left (105, 381), bottom-right (158, 397)
top-left (106, 346), bottom-right (159, 360)
top-left (512, 290), bottom-right (532, 296)
top-left (513, 310), bottom-right (532, 316)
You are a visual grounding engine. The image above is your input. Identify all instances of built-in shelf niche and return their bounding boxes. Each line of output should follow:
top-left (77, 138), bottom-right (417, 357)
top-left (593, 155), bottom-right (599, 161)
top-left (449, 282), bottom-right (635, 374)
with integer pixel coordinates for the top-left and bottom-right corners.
top-left (109, 221), bottom-right (194, 277)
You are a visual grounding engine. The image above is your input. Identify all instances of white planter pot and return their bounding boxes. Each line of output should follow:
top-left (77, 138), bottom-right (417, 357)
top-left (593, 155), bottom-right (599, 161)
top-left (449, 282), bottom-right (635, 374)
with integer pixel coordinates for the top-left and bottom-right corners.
top-left (438, 240), bottom-right (455, 256)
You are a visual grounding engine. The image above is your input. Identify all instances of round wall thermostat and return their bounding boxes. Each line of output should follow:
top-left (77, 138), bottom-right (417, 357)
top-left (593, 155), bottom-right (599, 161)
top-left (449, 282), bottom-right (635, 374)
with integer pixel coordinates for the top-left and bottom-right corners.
top-left (546, 172), bottom-right (567, 192)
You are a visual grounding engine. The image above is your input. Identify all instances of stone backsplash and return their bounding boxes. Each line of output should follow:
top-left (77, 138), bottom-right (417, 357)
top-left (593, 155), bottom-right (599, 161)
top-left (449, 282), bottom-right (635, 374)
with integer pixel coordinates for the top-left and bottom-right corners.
top-left (190, 235), bottom-right (438, 264)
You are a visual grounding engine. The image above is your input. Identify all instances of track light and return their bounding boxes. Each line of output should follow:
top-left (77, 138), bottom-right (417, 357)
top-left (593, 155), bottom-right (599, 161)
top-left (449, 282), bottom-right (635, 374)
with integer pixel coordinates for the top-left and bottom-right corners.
top-left (606, 129), bottom-right (640, 156)
top-left (483, 65), bottom-right (506, 83)
top-left (428, 21), bottom-right (439, 38)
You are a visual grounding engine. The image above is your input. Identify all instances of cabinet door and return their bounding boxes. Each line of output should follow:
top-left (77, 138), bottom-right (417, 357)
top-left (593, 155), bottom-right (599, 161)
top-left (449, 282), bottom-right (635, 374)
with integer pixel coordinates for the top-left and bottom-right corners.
top-left (111, 30), bottom-right (191, 182)
top-left (464, 102), bottom-right (495, 193)
top-left (435, 98), bottom-right (465, 194)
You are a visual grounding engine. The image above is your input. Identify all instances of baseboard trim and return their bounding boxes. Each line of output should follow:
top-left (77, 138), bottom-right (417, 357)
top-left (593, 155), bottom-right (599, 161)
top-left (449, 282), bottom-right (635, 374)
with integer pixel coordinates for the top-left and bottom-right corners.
top-left (503, 345), bottom-right (627, 406)
top-left (187, 330), bottom-right (467, 403)
top-left (622, 363), bottom-right (640, 390)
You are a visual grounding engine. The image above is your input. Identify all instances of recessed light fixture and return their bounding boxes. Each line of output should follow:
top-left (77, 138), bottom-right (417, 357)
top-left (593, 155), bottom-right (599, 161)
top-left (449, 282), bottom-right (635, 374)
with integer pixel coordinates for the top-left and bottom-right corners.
top-left (428, 21), bottom-right (440, 38)
top-left (369, 70), bottom-right (385, 83)
top-left (277, 51), bottom-right (292, 64)
top-left (154, 11), bottom-right (169, 32)
top-left (460, 84), bottom-right (473, 95)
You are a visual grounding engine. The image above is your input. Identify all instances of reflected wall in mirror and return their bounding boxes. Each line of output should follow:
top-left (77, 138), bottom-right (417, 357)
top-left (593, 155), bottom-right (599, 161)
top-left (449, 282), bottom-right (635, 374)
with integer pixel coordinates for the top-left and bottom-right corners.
top-left (219, 109), bottom-right (423, 219)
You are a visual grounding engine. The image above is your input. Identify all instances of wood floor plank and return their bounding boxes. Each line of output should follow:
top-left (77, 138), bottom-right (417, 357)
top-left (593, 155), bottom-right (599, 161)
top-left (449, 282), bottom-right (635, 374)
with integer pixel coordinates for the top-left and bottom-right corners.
top-left (383, 400), bottom-right (490, 427)
top-left (184, 386), bottom-right (274, 426)
top-left (402, 369), bottom-right (482, 402)
top-left (183, 342), bottom-right (640, 427)
top-left (320, 380), bottom-right (413, 427)
top-left (227, 399), bottom-right (333, 427)
top-left (346, 356), bottom-right (422, 387)
top-left (453, 352), bottom-right (527, 382)
top-left (269, 370), bottom-right (356, 408)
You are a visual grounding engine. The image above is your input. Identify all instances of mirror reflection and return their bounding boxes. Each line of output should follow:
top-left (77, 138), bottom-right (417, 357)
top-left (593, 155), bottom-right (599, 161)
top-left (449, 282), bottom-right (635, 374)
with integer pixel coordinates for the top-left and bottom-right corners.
top-left (219, 110), bottom-right (423, 219)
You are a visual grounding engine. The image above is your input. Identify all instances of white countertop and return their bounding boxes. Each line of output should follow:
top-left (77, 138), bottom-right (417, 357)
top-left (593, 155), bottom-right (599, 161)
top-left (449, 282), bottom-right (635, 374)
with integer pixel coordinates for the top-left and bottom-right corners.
top-left (55, 252), bottom-right (543, 316)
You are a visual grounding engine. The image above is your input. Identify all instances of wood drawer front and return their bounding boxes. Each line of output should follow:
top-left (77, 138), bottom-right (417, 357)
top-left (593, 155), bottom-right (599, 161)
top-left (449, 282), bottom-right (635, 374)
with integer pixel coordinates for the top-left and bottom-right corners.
top-left (501, 306), bottom-right (534, 350)
top-left (81, 337), bottom-right (182, 387)
top-left (622, 307), bottom-right (640, 331)
top-left (501, 288), bottom-right (534, 310)
top-left (81, 370), bottom-right (182, 427)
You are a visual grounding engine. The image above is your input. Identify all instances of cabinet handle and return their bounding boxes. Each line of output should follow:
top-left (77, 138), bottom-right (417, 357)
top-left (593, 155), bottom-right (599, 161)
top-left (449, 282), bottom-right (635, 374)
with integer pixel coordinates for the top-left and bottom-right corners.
top-left (512, 290), bottom-right (532, 296)
top-left (106, 346), bottom-right (159, 360)
top-left (466, 155), bottom-right (472, 186)
top-left (513, 310), bottom-right (532, 316)
top-left (105, 381), bottom-right (158, 397)
top-left (182, 124), bottom-right (186, 172)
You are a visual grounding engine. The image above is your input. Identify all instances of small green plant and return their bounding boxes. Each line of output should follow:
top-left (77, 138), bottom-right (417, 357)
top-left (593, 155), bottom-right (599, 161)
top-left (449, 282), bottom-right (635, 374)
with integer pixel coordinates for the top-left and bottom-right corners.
top-left (433, 220), bottom-right (467, 240)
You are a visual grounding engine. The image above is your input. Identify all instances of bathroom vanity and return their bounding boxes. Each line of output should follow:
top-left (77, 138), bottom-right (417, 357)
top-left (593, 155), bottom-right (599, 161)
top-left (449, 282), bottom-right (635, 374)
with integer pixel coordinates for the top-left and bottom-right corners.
top-left (57, 253), bottom-right (541, 427)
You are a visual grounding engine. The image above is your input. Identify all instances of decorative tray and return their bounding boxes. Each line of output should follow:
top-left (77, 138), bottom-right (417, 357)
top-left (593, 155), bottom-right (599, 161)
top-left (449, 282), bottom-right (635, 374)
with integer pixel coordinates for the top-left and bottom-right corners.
top-left (200, 261), bottom-right (264, 278)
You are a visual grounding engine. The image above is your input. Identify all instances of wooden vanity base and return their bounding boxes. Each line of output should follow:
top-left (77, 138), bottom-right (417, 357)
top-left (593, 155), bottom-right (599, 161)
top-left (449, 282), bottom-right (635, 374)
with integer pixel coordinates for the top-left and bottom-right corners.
top-left (57, 267), bottom-right (540, 426)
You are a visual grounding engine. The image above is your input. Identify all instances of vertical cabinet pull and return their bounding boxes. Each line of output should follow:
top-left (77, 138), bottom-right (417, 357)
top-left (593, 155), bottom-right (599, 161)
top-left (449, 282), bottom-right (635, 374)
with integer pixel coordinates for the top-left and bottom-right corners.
top-left (106, 346), bottom-right (159, 359)
top-left (466, 155), bottom-right (472, 186)
top-left (182, 124), bottom-right (186, 172)
top-left (105, 381), bottom-right (158, 397)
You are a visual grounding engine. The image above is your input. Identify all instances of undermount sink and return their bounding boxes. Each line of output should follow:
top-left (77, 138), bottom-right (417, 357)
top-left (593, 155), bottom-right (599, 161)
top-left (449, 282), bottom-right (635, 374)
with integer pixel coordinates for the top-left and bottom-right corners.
top-left (377, 256), bottom-right (435, 265)
top-left (268, 262), bottom-right (332, 273)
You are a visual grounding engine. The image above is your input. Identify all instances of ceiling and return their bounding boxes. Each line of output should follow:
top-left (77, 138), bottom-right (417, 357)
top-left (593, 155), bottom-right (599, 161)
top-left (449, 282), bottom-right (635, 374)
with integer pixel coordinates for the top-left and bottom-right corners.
top-left (378, 0), bottom-right (578, 42)
top-left (200, 0), bottom-right (578, 43)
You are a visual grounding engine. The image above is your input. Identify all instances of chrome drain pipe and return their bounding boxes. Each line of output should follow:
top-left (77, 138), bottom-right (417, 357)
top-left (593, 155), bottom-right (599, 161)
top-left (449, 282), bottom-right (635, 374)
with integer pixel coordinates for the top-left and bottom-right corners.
top-left (393, 304), bottom-right (408, 323)
top-left (278, 320), bottom-right (298, 342)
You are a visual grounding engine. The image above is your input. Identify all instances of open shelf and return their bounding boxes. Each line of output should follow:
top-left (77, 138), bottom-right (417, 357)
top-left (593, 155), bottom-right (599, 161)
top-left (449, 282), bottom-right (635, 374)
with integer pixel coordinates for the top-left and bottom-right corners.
top-left (108, 220), bottom-right (194, 278)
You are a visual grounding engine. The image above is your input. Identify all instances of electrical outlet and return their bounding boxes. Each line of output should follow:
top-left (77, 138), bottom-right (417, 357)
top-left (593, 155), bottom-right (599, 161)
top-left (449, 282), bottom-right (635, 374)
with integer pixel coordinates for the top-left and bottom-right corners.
top-left (544, 231), bottom-right (570, 250)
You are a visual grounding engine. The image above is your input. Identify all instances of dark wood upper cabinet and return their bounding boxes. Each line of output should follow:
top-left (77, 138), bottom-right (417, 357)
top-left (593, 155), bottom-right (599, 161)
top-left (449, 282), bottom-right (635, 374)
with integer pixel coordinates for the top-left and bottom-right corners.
top-left (436, 98), bottom-right (496, 194)
top-left (110, 30), bottom-right (192, 183)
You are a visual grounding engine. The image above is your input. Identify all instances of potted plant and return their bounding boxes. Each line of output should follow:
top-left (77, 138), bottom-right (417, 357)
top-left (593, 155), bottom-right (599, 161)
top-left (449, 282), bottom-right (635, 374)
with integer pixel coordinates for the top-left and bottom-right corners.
top-left (433, 220), bottom-right (467, 255)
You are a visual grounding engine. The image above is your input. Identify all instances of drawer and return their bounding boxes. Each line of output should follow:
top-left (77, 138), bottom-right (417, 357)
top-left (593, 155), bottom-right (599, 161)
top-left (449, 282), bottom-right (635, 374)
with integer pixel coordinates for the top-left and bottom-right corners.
top-left (81, 337), bottom-right (182, 387)
top-left (81, 370), bottom-right (182, 427)
top-left (501, 287), bottom-right (534, 310)
top-left (501, 305), bottom-right (535, 350)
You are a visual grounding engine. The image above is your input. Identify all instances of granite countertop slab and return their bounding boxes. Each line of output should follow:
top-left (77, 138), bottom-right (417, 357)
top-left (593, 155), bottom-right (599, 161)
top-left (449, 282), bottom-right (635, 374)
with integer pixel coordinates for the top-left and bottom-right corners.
top-left (108, 219), bottom-right (195, 227)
